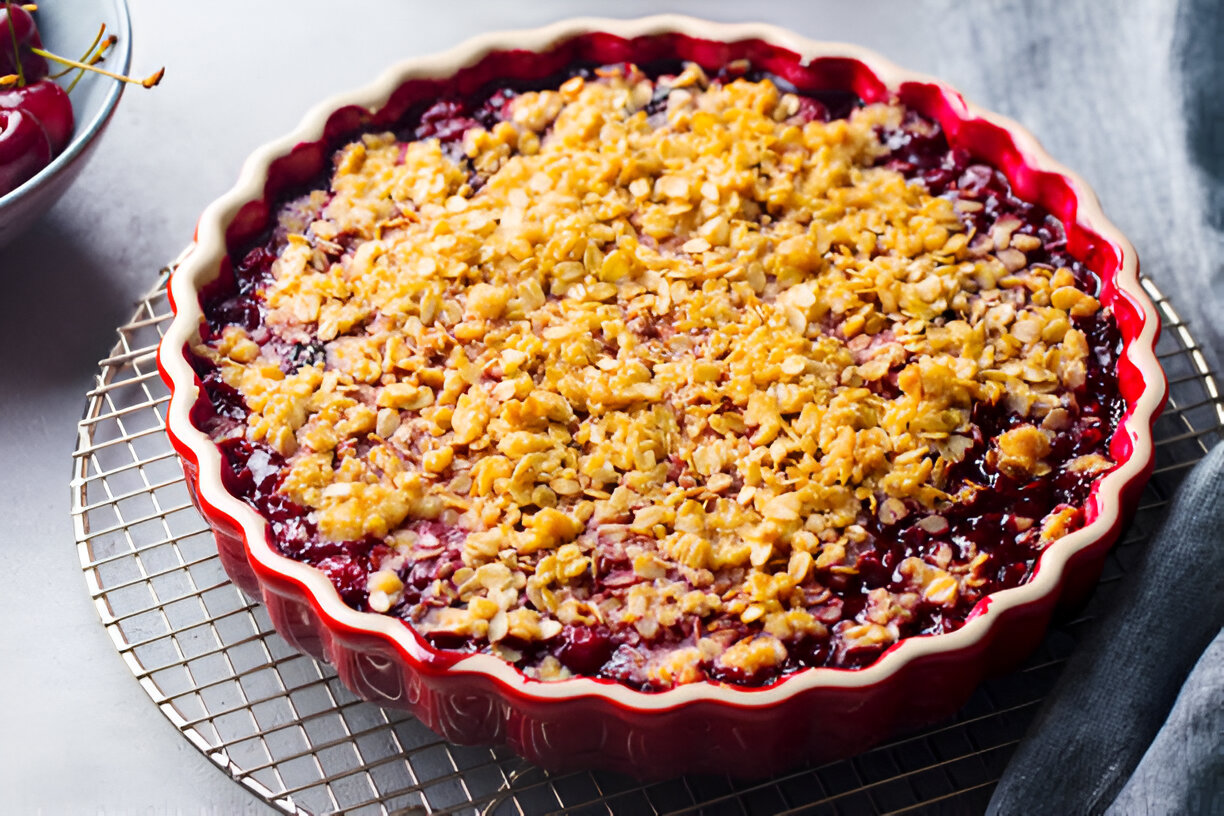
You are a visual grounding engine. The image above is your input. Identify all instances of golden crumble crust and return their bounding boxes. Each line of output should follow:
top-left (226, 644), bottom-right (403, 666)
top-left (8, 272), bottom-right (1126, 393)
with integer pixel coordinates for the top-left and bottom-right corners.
top-left (195, 64), bottom-right (1114, 687)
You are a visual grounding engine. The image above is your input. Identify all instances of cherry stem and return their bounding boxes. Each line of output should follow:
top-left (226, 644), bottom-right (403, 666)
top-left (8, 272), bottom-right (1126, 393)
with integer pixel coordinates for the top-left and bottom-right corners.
top-left (5, 2), bottom-right (26, 87)
top-left (30, 45), bottom-right (163, 88)
top-left (62, 26), bottom-right (115, 92)
top-left (66, 36), bottom-right (117, 92)
top-left (53, 24), bottom-right (105, 79)
top-left (92, 37), bottom-right (117, 66)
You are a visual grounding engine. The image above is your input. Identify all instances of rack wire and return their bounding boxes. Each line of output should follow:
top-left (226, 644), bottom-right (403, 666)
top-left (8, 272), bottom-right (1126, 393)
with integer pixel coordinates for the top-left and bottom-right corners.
top-left (72, 265), bottom-right (1223, 816)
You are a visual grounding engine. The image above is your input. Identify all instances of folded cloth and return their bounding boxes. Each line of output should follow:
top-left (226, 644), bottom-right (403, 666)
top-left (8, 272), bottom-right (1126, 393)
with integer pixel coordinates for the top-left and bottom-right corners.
top-left (987, 441), bottom-right (1224, 816)
top-left (1106, 628), bottom-right (1224, 816)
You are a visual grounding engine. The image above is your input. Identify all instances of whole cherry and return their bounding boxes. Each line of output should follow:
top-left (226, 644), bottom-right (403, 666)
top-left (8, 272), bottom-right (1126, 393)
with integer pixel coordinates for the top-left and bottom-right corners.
top-left (555, 624), bottom-right (614, 675)
top-left (0, 106), bottom-right (50, 194)
top-left (0, 78), bottom-right (71, 151)
top-left (0, 4), bottom-right (48, 84)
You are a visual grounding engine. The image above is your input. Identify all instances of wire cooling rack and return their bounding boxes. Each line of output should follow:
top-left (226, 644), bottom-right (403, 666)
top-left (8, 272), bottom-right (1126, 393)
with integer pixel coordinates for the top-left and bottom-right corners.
top-left (71, 264), bottom-right (1223, 816)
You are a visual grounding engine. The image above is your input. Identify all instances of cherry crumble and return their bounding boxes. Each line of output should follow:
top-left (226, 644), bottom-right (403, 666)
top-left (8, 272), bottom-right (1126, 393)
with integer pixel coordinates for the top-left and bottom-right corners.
top-left (189, 60), bottom-right (1123, 691)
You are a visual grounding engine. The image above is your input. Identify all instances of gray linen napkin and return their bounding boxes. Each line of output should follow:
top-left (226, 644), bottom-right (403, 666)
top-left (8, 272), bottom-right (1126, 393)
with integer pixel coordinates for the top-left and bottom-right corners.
top-left (1106, 629), bottom-right (1224, 816)
top-left (987, 441), bottom-right (1224, 815)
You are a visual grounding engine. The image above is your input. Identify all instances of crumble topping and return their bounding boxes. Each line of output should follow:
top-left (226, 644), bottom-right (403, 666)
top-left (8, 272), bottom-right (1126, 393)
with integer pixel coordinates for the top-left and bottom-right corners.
top-left (193, 63), bottom-right (1119, 689)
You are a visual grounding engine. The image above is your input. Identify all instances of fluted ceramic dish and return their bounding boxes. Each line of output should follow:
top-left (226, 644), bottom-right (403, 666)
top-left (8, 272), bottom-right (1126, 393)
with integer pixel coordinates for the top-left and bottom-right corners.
top-left (158, 15), bottom-right (1166, 779)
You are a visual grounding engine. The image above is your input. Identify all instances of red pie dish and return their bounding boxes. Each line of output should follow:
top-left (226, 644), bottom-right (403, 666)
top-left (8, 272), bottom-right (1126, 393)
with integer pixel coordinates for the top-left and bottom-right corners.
top-left (159, 16), bottom-right (1166, 777)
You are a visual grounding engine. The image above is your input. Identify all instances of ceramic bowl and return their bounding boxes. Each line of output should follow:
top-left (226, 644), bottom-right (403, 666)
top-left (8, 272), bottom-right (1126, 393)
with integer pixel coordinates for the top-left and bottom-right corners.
top-left (158, 15), bottom-right (1166, 778)
top-left (0, 0), bottom-right (131, 249)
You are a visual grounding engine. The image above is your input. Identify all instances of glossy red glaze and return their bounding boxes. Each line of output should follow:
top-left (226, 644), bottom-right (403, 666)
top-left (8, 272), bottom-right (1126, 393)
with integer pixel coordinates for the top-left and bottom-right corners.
top-left (158, 18), bottom-right (1167, 778)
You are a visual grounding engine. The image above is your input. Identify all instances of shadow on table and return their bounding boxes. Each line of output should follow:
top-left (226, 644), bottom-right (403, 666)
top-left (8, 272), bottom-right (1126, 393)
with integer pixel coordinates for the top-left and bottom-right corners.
top-left (0, 218), bottom-right (138, 394)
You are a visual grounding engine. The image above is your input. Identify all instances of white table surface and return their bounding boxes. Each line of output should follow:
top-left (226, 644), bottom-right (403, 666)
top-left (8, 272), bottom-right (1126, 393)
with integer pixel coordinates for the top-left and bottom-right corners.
top-left (1, 1), bottom-right (1218, 813)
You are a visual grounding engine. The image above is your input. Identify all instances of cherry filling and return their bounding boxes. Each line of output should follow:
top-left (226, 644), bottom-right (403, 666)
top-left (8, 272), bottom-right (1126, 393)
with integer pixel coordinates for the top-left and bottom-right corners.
top-left (191, 63), bottom-right (1123, 689)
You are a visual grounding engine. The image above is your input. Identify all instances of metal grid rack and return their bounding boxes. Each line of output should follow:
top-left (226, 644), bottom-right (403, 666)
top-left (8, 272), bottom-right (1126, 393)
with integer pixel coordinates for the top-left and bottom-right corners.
top-left (71, 266), bottom-right (1223, 816)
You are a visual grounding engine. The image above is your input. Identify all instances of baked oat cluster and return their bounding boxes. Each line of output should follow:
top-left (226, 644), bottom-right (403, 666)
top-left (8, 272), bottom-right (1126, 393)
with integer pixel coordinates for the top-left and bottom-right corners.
top-left (193, 62), bottom-right (1121, 689)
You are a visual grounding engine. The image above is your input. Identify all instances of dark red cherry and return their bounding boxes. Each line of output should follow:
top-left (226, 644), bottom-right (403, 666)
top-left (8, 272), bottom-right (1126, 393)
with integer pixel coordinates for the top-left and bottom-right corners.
top-left (556, 625), bottom-right (613, 675)
top-left (317, 555), bottom-right (370, 607)
top-left (0, 106), bottom-right (50, 195)
top-left (0, 4), bottom-right (49, 84)
top-left (0, 78), bottom-right (72, 151)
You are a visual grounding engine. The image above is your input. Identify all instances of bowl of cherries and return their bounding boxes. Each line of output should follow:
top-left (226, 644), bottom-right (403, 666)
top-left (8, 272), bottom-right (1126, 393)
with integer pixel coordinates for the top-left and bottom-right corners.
top-left (0, 0), bottom-right (161, 248)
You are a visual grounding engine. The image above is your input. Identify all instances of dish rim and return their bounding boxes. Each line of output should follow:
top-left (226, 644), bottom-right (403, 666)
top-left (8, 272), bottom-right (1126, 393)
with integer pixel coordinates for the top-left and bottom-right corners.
top-left (157, 13), bottom-right (1166, 711)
